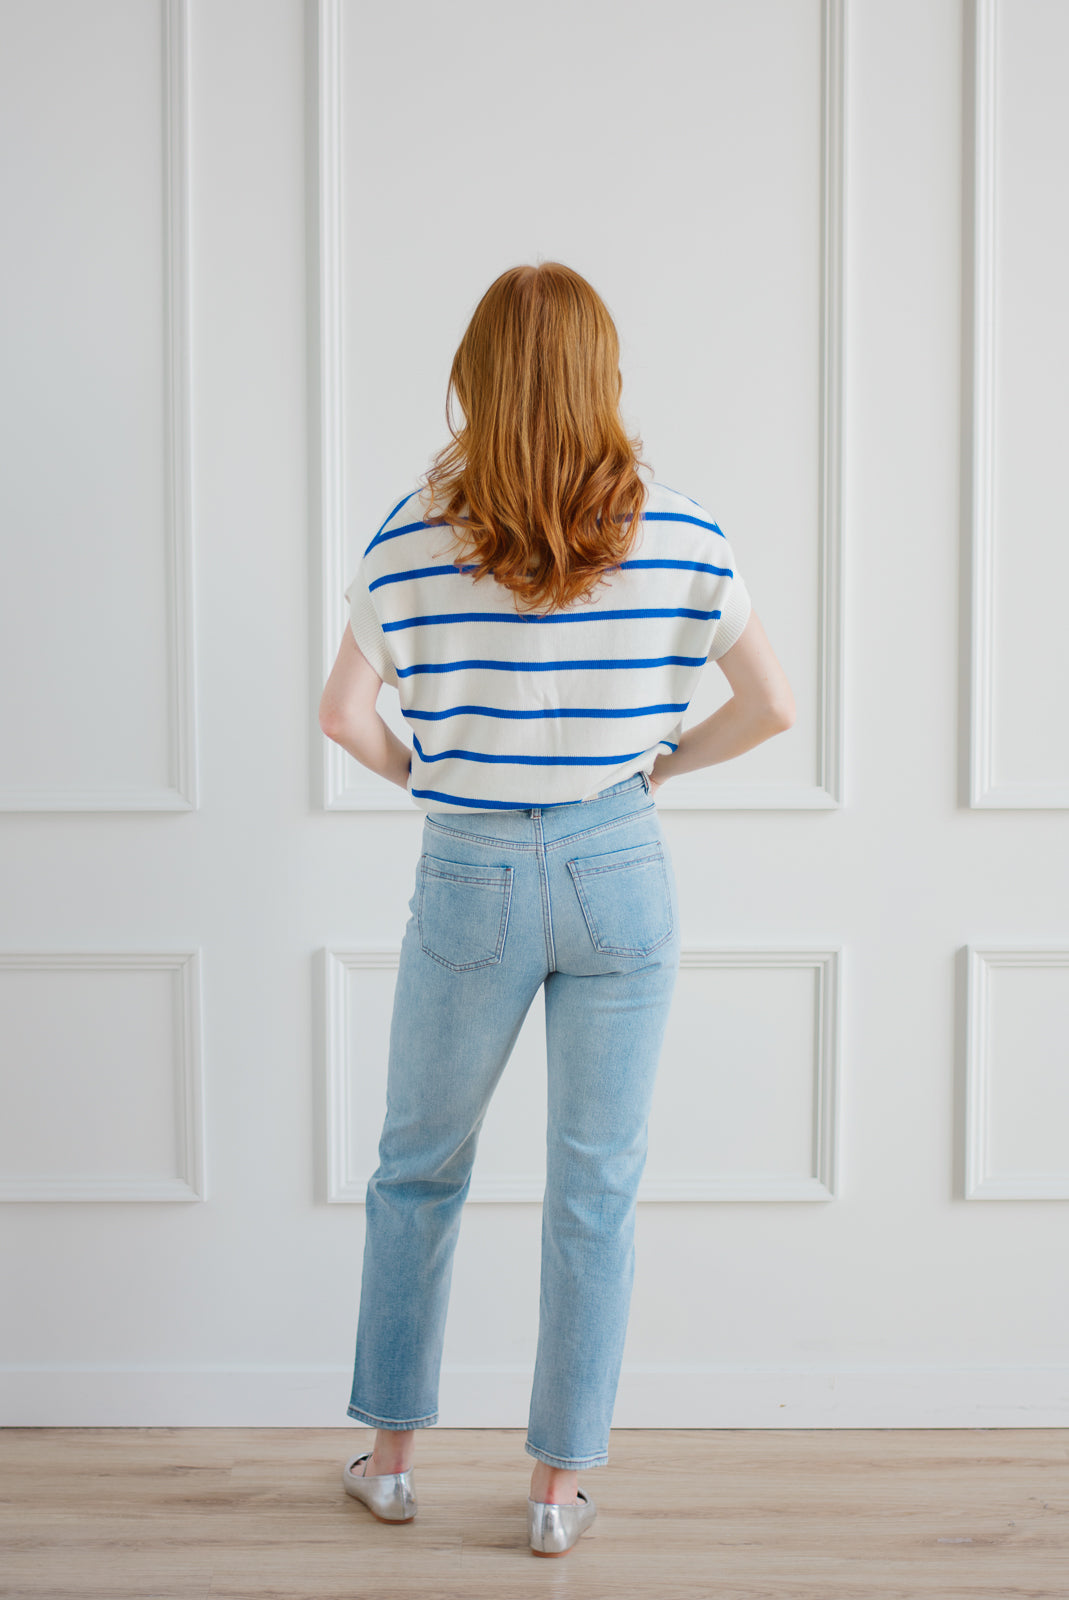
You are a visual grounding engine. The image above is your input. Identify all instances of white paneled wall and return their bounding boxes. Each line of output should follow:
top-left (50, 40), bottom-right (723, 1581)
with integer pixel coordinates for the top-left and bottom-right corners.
top-left (1, 0), bottom-right (1067, 1430)
top-left (0, 0), bottom-right (196, 811)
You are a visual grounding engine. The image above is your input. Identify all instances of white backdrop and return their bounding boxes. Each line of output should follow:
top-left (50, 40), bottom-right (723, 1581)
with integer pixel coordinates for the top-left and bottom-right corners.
top-left (1, 0), bottom-right (1067, 1428)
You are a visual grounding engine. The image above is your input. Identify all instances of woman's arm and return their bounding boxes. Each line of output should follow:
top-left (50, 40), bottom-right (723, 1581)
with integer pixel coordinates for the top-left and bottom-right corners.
top-left (650, 609), bottom-right (795, 786)
top-left (319, 627), bottom-right (412, 791)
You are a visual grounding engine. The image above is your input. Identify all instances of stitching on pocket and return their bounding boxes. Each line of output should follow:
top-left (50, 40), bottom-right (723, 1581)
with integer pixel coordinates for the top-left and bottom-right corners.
top-left (417, 855), bottom-right (514, 970)
top-left (566, 843), bottom-right (673, 957)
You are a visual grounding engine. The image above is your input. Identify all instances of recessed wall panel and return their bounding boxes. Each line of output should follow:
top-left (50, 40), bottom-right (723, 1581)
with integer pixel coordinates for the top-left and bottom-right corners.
top-left (324, 0), bottom-right (843, 809)
top-left (0, 0), bottom-right (194, 808)
top-left (966, 948), bottom-right (1069, 1197)
top-left (0, 953), bottom-right (204, 1201)
top-left (328, 947), bottom-right (839, 1203)
top-left (969, 0), bottom-right (1069, 803)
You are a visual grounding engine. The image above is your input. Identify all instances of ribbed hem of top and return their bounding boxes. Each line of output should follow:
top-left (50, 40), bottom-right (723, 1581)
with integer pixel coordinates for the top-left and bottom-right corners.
top-left (345, 577), bottom-right (399, 688)
top-left (708, 575), bottom-right (752, 659)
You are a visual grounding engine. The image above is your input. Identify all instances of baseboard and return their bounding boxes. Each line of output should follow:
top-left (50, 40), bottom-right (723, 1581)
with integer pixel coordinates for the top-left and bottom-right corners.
top-left (3, 1364), bottom-right (1068, 1427)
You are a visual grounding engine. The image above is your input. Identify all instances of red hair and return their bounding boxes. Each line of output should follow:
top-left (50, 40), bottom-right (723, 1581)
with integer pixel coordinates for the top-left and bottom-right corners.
top-left (418, 262), bottom-right (652, 614)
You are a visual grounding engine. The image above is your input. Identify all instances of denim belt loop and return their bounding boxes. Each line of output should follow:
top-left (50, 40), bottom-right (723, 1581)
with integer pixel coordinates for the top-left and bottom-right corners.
top-left (640, 769), bottom-right (650, 794)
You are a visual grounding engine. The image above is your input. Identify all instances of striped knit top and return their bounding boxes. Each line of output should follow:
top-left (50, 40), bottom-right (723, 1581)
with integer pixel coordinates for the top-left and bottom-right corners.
top-left (344, 479), bottom-right (752, 814)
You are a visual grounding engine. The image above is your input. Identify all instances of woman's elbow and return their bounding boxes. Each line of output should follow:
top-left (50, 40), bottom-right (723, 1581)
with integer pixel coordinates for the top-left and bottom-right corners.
top-left (319, 697), bottom-right (346, 740)
top-left (761, 687), bottom-right (796, 732)
top-left (772, 693), bottom-right (796, 730)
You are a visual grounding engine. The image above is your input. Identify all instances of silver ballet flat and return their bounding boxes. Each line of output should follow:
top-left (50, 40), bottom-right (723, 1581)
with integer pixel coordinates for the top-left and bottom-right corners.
top-left (341, 1451), bottom-right (417, 1522)
top-left (527, 1487), bottom-right (597, 1556)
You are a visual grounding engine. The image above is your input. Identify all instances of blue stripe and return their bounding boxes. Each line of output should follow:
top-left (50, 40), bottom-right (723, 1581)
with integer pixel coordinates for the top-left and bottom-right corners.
top-left (370, 562), bottom-right (467, 588)
top-left (411, 742), bottom-right (680, 810)
top-left (368, 556), bottom-right (733, 591)
top-left (363, 492), bottom-right (421, 556)
top-left (413, 733), bottom-right (669, 767)
top-left (365, 516), bottom-right (430, 554)
top-left (411, 788), bottom-right (560, 810)
top-left (384, 606), bottom-right (722, 632)
top-left (403, 701), bottom-right (689, 721)
top-left (644, 511), bottom-right (726, 536)
top-left (397, 654), bottom-right (709, 677)
top-left (618, 557), bottom-right (732, 576)
top-left (363, 498), bottom-right (724, 557)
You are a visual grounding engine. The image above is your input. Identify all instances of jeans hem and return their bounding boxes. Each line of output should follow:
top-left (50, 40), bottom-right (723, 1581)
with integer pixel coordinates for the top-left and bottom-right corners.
top-left (347, 1404), bottom-right (438, 1429)
top-left (525, 1439), bottom-right (608, 1469)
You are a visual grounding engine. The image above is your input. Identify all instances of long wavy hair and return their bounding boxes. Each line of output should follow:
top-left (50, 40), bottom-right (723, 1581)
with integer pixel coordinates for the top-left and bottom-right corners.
top-left (417, 262), bottom-right (652, 615)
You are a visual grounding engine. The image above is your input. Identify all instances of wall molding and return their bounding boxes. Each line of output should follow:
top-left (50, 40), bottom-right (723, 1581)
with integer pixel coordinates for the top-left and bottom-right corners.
top-left (0, 0), bottom-right (198, 812)
top-left (964, 945), bottom-right (1069, 1199)
top-left (965, 0), bottom-right (1068, 807)
top-left (324, 945), bottom-right (841, 1204)
top-left (315, 0), bottom-right (848, 812)
top-left (4, 1359), bottom-right (1067, 1428)
top-left (0, 950), bottom-right (205, 1202)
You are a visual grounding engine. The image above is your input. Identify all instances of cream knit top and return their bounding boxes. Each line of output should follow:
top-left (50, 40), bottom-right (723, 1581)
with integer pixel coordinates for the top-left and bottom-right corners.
top-left (344, 480), bottom-right (752, 814)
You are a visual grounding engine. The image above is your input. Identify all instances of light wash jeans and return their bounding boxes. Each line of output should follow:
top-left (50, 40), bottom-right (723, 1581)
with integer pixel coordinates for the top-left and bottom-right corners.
top-left (346, 769), bottom-right (681, 1469)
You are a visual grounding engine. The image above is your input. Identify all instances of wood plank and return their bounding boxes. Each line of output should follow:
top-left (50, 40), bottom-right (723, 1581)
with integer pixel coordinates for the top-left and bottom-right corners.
top-left (1, 1427), bottom-right (1066, 1598)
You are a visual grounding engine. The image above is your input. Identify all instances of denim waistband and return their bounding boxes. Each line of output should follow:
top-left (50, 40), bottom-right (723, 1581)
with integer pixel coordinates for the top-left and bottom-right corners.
top-left (577, 769), bottom-right (650, 808)
top-left (423, 769), bottom-right (653, 846)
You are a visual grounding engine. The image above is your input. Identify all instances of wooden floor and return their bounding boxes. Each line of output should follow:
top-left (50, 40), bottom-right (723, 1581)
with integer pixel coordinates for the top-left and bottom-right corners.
top-left (1, 1427), bottom-right (1067, 1599)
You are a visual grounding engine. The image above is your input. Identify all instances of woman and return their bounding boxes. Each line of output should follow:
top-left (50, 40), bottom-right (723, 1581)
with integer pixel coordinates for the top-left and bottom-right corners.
top-left (319, 262), bottom-right (795, 1556)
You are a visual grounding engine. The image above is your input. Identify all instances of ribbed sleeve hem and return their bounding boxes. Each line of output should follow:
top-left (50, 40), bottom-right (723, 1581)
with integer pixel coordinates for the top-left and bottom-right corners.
top-left (344, 573), bottom-right (399, 688)
top-left (708, 574), bottom-right (752, 660)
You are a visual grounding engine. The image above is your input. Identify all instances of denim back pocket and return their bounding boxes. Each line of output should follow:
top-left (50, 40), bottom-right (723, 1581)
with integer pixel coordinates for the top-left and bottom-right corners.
top-left (417, 854), bottom-right (515, 971)
top-left (566, 839), bottom-right (673, 957)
